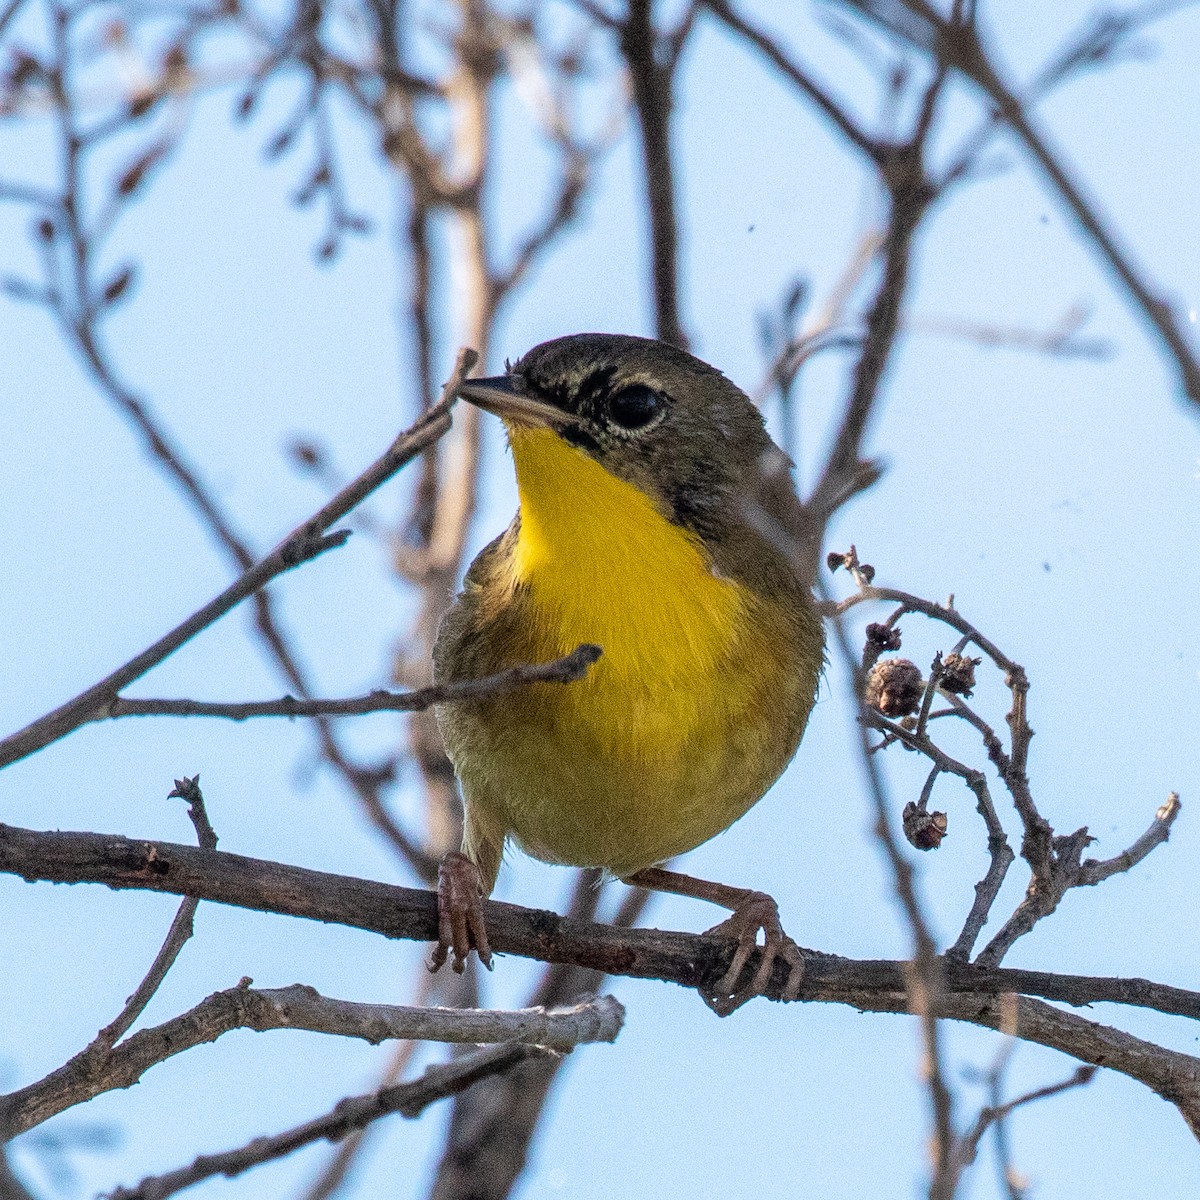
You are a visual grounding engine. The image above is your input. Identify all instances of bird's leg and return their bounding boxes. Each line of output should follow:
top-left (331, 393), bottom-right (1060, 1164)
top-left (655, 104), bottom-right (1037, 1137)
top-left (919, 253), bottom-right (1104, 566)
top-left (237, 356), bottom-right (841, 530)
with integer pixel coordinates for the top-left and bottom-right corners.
top-left (625, 866), bottom-right (804, 1016)
top-left (428, 851), bottom-right (493, 973)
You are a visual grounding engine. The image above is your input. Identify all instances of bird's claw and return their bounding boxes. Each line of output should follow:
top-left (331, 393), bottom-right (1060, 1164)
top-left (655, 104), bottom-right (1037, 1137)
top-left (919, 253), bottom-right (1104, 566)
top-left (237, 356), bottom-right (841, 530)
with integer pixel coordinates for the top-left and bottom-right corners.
top-left (428, 851), bottom-right (493, 973)
top-left (701, 892), bottom-right (804, 1016)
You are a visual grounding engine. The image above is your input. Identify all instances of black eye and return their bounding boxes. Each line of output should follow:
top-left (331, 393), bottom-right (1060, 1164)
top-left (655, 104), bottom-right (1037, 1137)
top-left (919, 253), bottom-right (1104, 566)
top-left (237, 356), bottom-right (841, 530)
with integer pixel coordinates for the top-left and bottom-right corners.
top-left (607, 385), bottom-right (662, 430)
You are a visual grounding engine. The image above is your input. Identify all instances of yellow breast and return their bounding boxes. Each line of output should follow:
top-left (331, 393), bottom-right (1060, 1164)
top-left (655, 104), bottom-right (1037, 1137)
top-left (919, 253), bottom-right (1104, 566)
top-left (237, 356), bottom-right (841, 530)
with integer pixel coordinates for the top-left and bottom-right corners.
top-left (439, 426), bottom-right (813, 880)
top-left (507, 426), bottom-right (747, 739)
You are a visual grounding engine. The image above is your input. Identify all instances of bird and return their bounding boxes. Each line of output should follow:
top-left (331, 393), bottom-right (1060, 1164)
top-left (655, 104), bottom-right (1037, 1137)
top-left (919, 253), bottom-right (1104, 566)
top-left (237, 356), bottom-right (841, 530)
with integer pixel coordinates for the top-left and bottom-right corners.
top-left (429, 333), bottom-right (824, 1013)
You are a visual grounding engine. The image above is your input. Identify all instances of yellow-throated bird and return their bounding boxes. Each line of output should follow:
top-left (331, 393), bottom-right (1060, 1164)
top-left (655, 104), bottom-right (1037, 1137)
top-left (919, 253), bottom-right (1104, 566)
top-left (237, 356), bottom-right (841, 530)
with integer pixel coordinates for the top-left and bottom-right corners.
top-left (430, 334), bottom-right (823, 1012)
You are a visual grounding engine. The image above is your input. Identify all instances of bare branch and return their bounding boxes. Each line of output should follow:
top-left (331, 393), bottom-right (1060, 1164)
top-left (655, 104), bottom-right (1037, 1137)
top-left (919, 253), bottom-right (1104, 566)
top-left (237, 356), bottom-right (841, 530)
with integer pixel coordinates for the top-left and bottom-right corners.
top-left (2, 976), bottom-right (622, 1137)
top-left (430, 870), bottom-right (651, 1200)
top-left (702, 0), bottom-right (881, 163)
top-left (1079, 792), bottom-right (1182, 885)
top-left (832, 559), bottom-right (1180, 970)
top-left (86, 777), bottom-right (219, 1052)
top-left (4, 824), bottom-right (1198, 1135)
top-left (905, 305), bottom-right (1113, 360)
top-left (822, 585), bottom-right (956, 1192)
top-left (487, 144), bottom-right (589, 312)
top-left (896, 0), bottom-right (1200, 407)
top-left (617, 0), bottom-right (694, 347)
top-left (978, 793), bottom-right (1182, 967)
top-left (101, 645), bottom-right (602, 721)
top-left (4, 824), bottom-right (1197, 1022)
top-left (0, 354), bottom-right (471, 771)
top-left (946, 772), bottom-right (1015, 962)
top-left (802, 146), bottom-right (932, 541)
top-left (955, 1063), bottom-right (1097, 1181)
top-left (297, 970), bottom-right (438, 1200)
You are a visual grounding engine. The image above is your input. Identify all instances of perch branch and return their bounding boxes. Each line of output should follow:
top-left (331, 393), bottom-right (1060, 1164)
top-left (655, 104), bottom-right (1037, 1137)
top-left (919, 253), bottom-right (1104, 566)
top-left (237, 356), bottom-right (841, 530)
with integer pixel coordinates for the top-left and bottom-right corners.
top-left (5, 824), bottom-right (1197, 1135)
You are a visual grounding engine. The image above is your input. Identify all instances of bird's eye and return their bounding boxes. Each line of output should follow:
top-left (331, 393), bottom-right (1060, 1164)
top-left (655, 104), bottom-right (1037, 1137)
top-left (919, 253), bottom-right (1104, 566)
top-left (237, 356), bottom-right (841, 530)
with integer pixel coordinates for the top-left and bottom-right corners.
top-left (607, 385), bottom-right (662, 430)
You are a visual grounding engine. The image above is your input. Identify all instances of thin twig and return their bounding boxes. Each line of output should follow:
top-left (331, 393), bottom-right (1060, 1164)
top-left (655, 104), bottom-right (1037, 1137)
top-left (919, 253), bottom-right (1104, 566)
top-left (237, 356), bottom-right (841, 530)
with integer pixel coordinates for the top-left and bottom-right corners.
top-left (823, 581), bottom-right (956, 1193)
top-left (86, 778), bottom-right (219, 1049)
top-left (702, 0), bottom-right (881, 163)
top-left (946, 769), bottom-right (1015, 962)
top-left (977, 792), bottom-right (1182, 967)
top-left (1079, 792), bottom-right (1181, 884)
top-left (955, 1064), bottom-right (1097, 1175)
top-left (896, 0), bottom-right (1200, 406)
top-left (103, 1044), bottom-right (559, 1200)
top-left (102, 645), bottom-right (601, 721)
top-left (0, 355), bottom-right (470, 771)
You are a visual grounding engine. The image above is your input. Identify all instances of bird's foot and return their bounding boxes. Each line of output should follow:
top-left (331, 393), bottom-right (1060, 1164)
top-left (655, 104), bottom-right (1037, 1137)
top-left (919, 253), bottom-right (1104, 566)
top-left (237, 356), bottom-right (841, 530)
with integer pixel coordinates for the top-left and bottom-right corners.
top-left (701, 891), bottom-right (804, 1017)
top-left (428, 851), bottom-right (493, 974)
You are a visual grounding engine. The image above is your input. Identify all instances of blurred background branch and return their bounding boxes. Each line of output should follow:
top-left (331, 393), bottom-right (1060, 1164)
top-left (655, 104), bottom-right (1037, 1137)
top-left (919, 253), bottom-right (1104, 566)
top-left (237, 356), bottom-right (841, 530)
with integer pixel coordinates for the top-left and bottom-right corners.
top-left (1, 0), bottom-right (1197, 1197)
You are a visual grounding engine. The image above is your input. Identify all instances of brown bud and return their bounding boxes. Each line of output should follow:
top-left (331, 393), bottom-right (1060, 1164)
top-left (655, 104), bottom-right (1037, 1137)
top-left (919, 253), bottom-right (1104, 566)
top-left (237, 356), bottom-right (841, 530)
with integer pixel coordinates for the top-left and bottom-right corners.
top-left (827, 550), bottom-right (849, 573)
top-left (864, 657), bottom-right (922, 717)
top-left (163, 44), bottom-right (188, 78)
top-left (288, 439), bottom-right (322, 468)
top-left (117, 143), bottom-right (166, 197)
top-left (128, 91), bottom-right (159, 120)
top-left (865, 623), bottom-right (902, 652)
top-left (9, 50), bottom-right (42, 87)
top-left (101, 265), bottom-right (135, 306)
top-left (857, 562), bottom-right (876, 583)
top-left (903, 802), bottom-right (948, 850)
top-left (940, 652), bottom-right (982, 697)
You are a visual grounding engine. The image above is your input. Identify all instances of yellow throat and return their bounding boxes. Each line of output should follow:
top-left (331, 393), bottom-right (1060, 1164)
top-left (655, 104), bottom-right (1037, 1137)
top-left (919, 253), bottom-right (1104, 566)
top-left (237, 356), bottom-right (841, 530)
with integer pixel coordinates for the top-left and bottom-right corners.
top-left (506, 424), bottom-right (746, 696)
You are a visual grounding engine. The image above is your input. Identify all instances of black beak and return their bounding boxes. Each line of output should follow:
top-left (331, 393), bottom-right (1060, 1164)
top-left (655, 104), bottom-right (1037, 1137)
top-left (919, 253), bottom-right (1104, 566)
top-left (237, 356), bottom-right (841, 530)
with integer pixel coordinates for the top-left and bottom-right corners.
top-left (457, 375), bottom-right (582, 429)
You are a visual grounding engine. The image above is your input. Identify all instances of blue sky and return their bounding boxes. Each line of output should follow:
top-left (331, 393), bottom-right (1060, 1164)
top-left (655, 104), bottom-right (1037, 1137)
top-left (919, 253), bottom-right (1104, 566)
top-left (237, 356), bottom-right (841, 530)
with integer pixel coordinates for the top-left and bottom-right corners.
top-left (2, 1), bottom-right (1199, 1197)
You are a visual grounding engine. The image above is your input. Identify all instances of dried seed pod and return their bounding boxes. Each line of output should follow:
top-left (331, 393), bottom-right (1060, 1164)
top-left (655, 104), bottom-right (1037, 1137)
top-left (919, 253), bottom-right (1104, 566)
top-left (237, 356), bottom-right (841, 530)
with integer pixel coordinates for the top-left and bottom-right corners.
top-left (865, 622), bottom-right (902, 652)
top-left (940, 652), bottom-right (982, 697)
top-left (903, 802), bottom-right (948, 850)
top-left (864, 657), bottom-right (923, 717)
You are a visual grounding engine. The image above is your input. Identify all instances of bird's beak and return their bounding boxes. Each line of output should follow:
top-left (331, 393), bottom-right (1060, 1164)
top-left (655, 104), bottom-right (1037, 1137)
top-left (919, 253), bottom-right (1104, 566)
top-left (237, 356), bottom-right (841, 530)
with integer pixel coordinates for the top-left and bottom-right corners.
top-left (456, 375), bottom-right (581, 430)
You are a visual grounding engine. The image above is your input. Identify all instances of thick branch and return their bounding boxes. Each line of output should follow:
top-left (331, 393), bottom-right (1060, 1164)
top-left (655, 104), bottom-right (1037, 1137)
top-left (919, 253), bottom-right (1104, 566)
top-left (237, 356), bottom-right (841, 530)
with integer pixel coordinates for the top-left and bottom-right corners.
top-left (3, 823), bottom-right (1195, 1018)
top-left (4, 820), bottom-right (1200, 1135)
top-left (2, 983), bottom-right (623, 1136)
